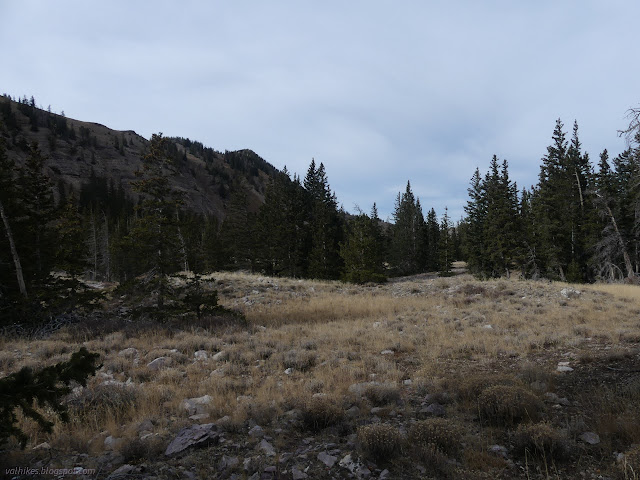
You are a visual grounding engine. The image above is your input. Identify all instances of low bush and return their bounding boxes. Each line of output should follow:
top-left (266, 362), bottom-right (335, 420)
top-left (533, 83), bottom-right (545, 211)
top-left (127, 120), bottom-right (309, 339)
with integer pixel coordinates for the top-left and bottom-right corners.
top-left (358, 423), bottom-right (403, 462)
top-left (512, 422), bottom-right (572, 462)
top-left (477, 384), bottom-right (543, 426)
top-left (408, 418), bottom-right (464, 455)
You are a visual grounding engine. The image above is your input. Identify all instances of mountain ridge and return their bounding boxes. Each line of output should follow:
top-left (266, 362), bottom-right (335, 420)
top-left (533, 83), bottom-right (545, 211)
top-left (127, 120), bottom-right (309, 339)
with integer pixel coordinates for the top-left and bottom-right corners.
top-left (0, 94), bottom-right (279, 221)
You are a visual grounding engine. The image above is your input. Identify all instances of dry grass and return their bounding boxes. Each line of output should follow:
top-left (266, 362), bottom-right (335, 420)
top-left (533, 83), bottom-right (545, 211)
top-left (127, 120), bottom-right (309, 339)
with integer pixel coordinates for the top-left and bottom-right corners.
top-left (3, 271), bottom-right (640, 477)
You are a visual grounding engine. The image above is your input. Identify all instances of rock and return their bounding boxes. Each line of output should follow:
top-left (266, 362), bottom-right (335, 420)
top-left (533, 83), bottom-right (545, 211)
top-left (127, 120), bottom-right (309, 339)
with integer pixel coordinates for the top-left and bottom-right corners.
top-left (379, 469), bottom-right (390, 479)
top-left (219, 455), bottom-right (240, 470)
top-left (249, 425), bottom-right (265, 438)
top-left (104, 436), bottom-right (121, 450)
top-left (32, 442), bottom-right (51, 450)
top-left (318, 451), bottom-right (337, 468)
top-left (189, 413), bottom-right (210, 421)
top-left (291, 466), bottom-right (308, 479)
top-left (181, 395), bottom-right (213, 415)
top-left (118, 348), bottom-right (139, 358)
top-left (580, 432), bottom-right (600, 445)
top-left (421, 402), bottom-right (446, 417)
top-left (488, 444), bottom-right (509, 459)
top-left (339, 454), bottom-right (360, 474)
top-left (370, 407), bottom-right (384, 415)
top-left (284, 367), bottom-right (294, 375)
top-left (380, 350), bottom-right (394, 355)
top-left (544, 392), bottom-right (570, 406)
top-left (106, 464), bottom-right (136, 479)
top-left (403, 379), bottom-right (412, 386)
top-left (194, 350), bottom-right (208, 361)
top-left (147, 356), bottom-right (168, 371)
top-left (482, 324), bottom-right (493, 329)
top-left (346, 406), bottom-right (360, 418)
top-left (137, 419), bottom-right (154, 434)
top-left (259, 439), bottom-right (276, 456)
top-left (556, 365), bottom-right (574, 373)
top-left (212, 351), bottom-right (227, 361)
top-left (165, 423), bottom-right (219, 456)
top-left (372, 322), bottom-right (382, 328)
top-left (560, 287), bottom-right (581, 299)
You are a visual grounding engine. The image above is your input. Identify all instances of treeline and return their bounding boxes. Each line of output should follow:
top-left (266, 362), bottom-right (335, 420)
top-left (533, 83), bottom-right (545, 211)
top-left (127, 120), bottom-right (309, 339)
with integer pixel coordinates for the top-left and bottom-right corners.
top-left (462, 118), bottom-right (640, 282)
top-left (0, 132), bottom-right (460, 319)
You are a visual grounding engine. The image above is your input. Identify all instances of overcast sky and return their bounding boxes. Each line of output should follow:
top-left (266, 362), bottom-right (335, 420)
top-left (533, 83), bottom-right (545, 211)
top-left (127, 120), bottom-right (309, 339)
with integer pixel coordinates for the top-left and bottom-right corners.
top-left (2, 1), bottom-right (639, 221)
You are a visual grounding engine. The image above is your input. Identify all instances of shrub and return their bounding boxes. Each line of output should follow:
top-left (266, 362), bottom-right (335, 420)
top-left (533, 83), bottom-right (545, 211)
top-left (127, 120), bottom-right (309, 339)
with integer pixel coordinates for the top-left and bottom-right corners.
top-left (0, 347), bottom-right (99, 448)
top-left (408, 418), bottom-right (463, 455)
top-left (477, 385), bottom-right (543, 426)
top-left (512, 422), bottom-right (571, 462)
top-left (358, 423), bottom-right (403, 461)
top-left (363, 383), bottom-right (401, 407)
top-left (618, 445), bottom-right (640, 480)
top-left (119, 435), bottom-right (165, 463)
top-left (68, 383), bottom-right (138, 424)
top-left (298, 396), bottom-right (343, 432)
top-left (282, 349), bottom-right (317, 372)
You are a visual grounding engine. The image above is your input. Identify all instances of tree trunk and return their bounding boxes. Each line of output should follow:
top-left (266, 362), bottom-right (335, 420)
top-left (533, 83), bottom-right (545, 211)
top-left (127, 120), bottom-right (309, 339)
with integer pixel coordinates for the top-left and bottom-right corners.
top-left (605, 204), bottom-right (635, 279)
top-left (0, 199), bottom-right (28, 298)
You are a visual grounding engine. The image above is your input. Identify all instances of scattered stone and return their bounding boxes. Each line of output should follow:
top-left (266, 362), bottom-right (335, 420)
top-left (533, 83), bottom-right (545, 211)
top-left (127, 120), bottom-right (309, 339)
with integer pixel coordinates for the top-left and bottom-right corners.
top-left (379, 469), bottom-right (390, 479)
top-left (118, 348), bottom-right (138, 358)
top-left (137, 419), bottom-right (154, 434)
top-left (370, 407), bottom-right (384, 415)
top-left (212, 351), bottom-right (227, 361)
top-left (544, 392), bottom-right (570, 406)
top-left (421, 402), bottom-right (446, 417)
top-left (104, 436), bottom-right (121, 450)
top-left (194, 350), bottom-right (208, 361)
top-left (318, 451), bottom-right (338, 468)
top-left (580, 432), bottom-right (601, 445)
top-left (346, 405), bottom-right (360, 418)
top-left (291, 466), bottom-right (308, 480)
top-left (403, 379), bottom-right (412, 386)
top-left (249, 425), bottom-right (264, 438)
top-left (165, 423), bottom-right (219, 456)
top-left (312, 392), bottom-right (327, 398)
top-left (488, 444), bottom-right (509, 459)
top-left (181, 395), bottom-right (213, 415)
top-left (106, 464), bottom-right (136, 479)
top-left (482, 324), bottom-right (493, 329)
top-left (556, 364), bottom-right (574, 373)
top-left (284, 367), bottom-right (294, 375)
top-left (147, 356), bottom-right (168, 371)
top-left (189, 413), bottom-right (210, 421)
top-left (372, 322), bottom-right (382, 328)
top-left (560, 287), bottom-right (581, 299)
top-left (32, 442), bottom-right (51, 450)
top-left (219, 455), bottom-right (240, 470)
top-left (380, 350), bottom-right (394, 355)
top-left (259, 439), bottom-right (276, 456)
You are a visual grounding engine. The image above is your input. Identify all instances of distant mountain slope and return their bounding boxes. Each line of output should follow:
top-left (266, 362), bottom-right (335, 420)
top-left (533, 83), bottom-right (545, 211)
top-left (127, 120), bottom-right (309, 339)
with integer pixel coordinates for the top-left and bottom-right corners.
top-left (0, 95), bottom-right (278, 220)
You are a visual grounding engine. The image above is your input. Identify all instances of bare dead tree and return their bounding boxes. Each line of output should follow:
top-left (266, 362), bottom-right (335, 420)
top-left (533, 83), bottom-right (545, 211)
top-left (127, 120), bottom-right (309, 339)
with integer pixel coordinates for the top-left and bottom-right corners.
top-left (618, 106), bottom-right (640, 147)
top-left (0, 198), bottom-right (27, 297)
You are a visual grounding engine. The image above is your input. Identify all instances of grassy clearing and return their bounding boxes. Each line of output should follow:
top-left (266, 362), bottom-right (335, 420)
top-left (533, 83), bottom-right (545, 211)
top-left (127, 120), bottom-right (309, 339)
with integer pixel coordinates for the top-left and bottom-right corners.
top-left (2, 272), bottom-right (640, 478)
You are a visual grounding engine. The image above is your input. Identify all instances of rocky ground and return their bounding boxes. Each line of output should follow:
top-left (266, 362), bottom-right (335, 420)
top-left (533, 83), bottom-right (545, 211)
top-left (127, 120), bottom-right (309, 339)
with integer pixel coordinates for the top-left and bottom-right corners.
top-left (2, 270), bottom-right (640, 479)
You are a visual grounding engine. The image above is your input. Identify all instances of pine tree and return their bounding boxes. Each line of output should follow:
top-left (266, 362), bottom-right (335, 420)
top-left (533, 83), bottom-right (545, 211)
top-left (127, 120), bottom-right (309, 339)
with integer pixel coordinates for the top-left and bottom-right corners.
top-left (123, 133), bottom-right (184, 308)
top-left (390, 181), bottom-right (425, 275)
top-left (425, 208), bottom-right (440, 271)
top-left (463, 168), bottom-right (486, 275)
top-left (438, 207), bottom-right (454, 274)
top-left (15, 143), bottom-right (56, 286)
top-left (340, 204), bottom-right (386, 283)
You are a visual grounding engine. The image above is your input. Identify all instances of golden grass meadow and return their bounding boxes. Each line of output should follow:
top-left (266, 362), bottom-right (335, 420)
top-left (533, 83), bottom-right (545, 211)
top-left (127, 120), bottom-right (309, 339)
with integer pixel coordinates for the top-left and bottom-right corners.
top-left (3, 266), bottom-right (640, 479)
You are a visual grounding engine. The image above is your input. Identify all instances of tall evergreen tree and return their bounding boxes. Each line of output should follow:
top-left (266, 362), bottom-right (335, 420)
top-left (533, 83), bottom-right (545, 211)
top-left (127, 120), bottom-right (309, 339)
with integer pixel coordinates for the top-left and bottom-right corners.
top-left (390, 181), bottom-right (424, 275)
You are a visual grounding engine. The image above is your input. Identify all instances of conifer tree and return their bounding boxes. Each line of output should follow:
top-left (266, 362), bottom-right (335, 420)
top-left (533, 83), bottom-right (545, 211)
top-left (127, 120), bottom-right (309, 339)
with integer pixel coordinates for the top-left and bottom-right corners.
top-left (425, 208), bottom-right (440, 271)
top-left (390, 181), bottom-right (425, 275)
top-left (438, 207), bottom-right (454, 274)
top-left (123, 133), bottom-right (184, 308)
top-left (340, 204), bottom-right (386, 283)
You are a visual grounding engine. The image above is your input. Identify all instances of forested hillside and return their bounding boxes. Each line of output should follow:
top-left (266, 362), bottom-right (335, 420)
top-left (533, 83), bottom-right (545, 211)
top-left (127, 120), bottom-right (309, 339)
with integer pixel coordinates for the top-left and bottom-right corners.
top-left (2, 93), bottom-right (640, 330)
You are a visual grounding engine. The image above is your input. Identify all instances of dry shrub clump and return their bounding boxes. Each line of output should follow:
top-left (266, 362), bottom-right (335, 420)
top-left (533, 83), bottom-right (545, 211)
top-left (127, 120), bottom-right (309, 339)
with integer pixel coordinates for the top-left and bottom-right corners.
top-left (477, 385), bottom-right (543, 426)
top-left (363, 383), bottom-right (402, 407)
top-left (512, 422), bottom-right (572, 463)
top-left (298, 396), bottom-right (344, 432)
top-left (453, 374), bottom-right (522, 402)
top-left (357, 423), bottom-right (404, 462)
top-left (618, 444), bottom-right (640, 480)
top-left (119, 435), bottom-right (165, 463)
top-left (408, 418), bottom-right (463, 456)
top-left (282, 349), bottom-right (317, 372)
top-left (67, 384), bottom-right (138, 425)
